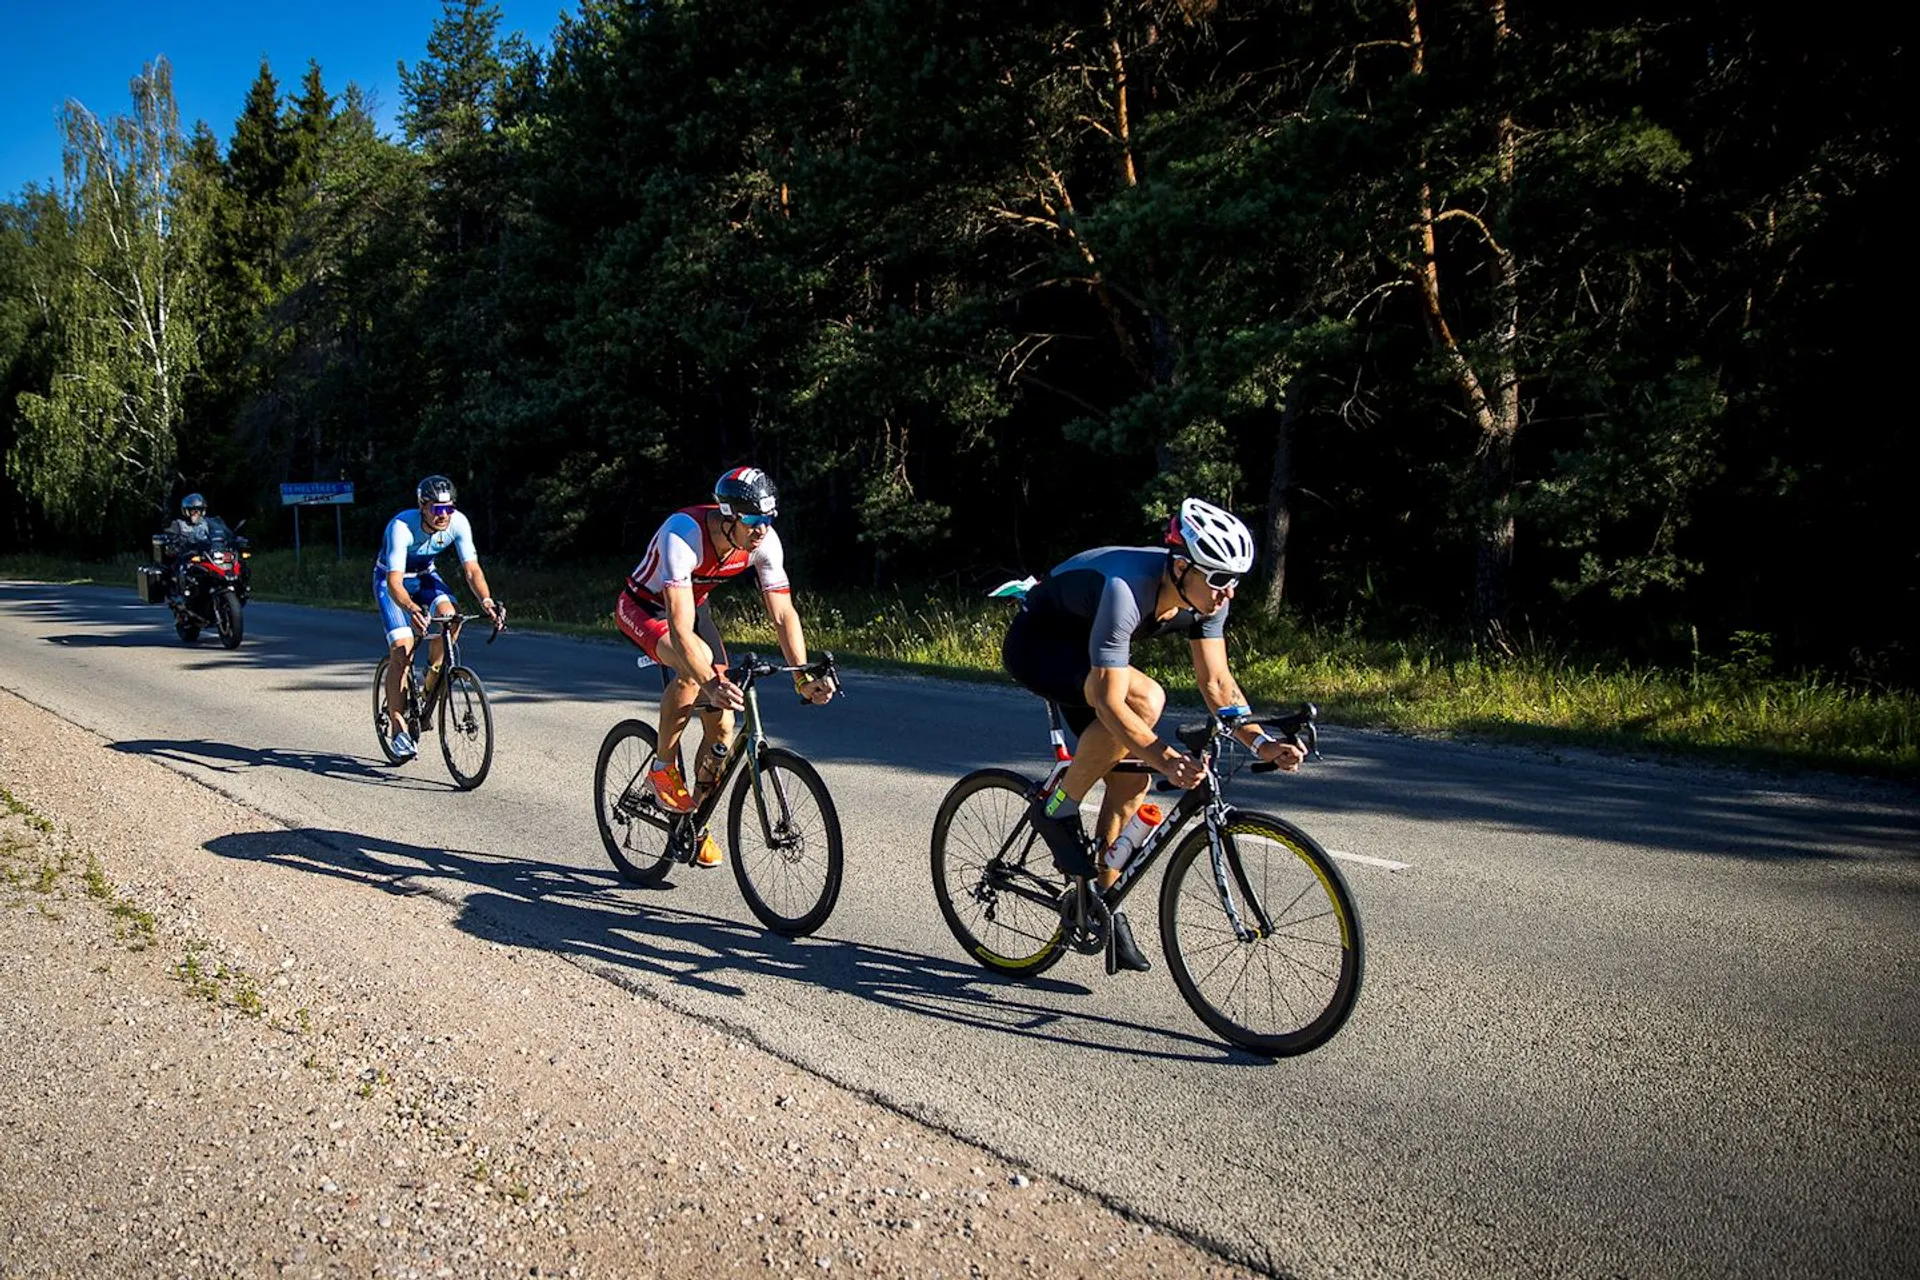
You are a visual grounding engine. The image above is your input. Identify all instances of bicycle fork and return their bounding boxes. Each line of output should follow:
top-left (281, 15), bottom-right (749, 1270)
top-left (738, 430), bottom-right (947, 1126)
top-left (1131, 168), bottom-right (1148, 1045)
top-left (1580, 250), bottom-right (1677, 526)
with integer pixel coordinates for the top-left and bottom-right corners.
top-left (1205, 804), bottom-right (1274, 943)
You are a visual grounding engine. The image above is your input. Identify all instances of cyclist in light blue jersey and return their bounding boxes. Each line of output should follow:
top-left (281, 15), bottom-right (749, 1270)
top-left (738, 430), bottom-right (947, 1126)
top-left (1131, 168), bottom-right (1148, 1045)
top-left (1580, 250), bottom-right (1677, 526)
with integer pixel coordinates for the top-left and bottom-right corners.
top-left (375, 475), bottom-right (502, 758)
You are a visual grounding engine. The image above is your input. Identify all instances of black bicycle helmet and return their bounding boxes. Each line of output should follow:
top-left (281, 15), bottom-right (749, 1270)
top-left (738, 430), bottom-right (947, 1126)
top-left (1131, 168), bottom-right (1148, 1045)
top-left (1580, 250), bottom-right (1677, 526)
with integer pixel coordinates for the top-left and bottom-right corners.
top-left (713, 466), bottom-right (778, 519)
top-left (416, 475), bottom-right (457, 506)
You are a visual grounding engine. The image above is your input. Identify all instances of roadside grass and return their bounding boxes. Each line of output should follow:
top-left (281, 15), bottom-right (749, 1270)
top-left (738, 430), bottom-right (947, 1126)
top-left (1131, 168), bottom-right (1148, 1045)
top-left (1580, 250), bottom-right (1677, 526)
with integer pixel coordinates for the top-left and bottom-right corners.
top-left (6, 551), bottom-right (1915, 779)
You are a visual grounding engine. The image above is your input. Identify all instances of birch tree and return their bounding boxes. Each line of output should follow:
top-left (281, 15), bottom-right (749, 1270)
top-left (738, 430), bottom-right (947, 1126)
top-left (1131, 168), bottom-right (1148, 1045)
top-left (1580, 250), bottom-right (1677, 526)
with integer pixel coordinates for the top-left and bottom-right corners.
top-left (8, 59), bottom-right (206, 532)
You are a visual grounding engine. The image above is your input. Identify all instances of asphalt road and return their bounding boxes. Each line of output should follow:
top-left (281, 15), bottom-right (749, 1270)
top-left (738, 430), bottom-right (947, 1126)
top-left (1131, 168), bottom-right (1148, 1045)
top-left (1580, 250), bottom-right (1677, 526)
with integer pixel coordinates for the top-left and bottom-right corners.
top-left (4, 581), bottom-right (1916, 1279)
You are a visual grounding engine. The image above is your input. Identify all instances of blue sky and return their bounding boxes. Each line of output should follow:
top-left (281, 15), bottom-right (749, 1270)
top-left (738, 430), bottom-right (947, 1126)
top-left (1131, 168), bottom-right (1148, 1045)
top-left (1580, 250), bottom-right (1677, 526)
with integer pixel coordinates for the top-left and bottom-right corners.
top-left (1, 1), bottom-right (573, 201)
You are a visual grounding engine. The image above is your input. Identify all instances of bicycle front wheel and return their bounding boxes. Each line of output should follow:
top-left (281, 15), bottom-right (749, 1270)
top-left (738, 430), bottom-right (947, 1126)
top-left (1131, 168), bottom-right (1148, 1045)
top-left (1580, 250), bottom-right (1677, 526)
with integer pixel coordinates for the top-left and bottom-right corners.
top-left (438, 666), bottom-right (494, 790)
top-left (371, 657), bottom-right (406, 764)
top-left (594, 719), bottom-right (675, 885)
top-left (930, 769), bottom-right (1067, 978)
top-left (727, 747), bottom-right (843, 936)
top-left (1160, 811), bottom-right (1363, 1057)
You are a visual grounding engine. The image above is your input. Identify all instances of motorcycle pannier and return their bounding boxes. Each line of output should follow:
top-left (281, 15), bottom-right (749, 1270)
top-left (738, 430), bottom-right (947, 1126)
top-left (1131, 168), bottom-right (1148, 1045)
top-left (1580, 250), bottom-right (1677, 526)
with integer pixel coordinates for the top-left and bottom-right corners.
top-left (135, 564), bottom-right (168, 605)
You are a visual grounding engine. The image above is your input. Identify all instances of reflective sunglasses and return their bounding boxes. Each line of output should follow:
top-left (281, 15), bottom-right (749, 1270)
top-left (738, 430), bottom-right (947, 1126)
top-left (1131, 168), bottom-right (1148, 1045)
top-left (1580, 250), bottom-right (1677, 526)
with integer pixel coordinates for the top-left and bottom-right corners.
top-left (1197, 568), bottom-right (1239, 590)
top-left (736, 512), bottom-right (775, 528)
top-left (427, 503), bottom-right (456, 517)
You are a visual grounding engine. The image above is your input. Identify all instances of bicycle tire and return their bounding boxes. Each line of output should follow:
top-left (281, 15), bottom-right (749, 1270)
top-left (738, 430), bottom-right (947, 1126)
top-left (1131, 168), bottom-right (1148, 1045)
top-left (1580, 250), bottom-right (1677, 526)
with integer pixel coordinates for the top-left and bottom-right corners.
top-left (438, 666), bottom-right (494, 790)
top-left (727, 747), bottom-right (843, 937)
top-left (215, 588), bottom-right (244, 649)
top-left (1159, 810), bottom-right (1363, 1057)
top-left (930, 769), bottom-right (1067, 978)
top-left (371, 656), bottom-right (407, 764)
top-left (593, 718), bottom-right (675, 884)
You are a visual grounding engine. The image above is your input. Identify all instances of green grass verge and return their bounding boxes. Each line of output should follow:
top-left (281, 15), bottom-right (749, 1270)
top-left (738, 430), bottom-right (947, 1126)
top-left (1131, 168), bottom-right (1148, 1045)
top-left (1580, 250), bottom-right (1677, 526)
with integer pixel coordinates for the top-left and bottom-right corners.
top-left (6, 551), bottom-right (1915, 779)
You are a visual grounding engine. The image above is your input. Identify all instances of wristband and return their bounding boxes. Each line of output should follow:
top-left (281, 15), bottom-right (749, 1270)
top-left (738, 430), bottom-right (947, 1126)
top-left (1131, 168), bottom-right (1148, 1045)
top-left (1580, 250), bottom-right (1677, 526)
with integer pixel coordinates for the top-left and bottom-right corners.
top-left (1250, 731), bottom-right (1280, 752)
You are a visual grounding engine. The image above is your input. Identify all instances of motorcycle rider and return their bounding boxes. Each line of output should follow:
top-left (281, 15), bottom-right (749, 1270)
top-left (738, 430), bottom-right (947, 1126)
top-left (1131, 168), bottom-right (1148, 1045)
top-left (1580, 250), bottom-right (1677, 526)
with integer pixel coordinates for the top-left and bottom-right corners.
top-left (161, 494), bottom-right (216, 603)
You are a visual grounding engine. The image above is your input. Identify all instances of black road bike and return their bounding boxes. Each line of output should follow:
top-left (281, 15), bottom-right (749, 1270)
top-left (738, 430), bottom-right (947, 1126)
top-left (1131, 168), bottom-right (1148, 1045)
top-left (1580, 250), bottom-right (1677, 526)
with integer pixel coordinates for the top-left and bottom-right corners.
top-left (931, 702), bottom-right (1364, 1057)
top-left (372, 609), bottom-right (506, 790)
top-left (593, 653), bottom-right (844, 937)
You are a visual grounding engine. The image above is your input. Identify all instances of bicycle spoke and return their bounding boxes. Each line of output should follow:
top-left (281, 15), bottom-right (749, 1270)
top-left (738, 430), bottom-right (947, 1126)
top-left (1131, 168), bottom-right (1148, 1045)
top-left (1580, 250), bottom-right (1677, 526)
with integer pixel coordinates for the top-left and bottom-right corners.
top-left (730, 748), bottom-right (843, 936)
top-left (595, 720), bottom-right (675, 884)
top-left (931, 770), bottom-right (1066, 977)
top-left (1162, 814), bottom-right (1363, 1056)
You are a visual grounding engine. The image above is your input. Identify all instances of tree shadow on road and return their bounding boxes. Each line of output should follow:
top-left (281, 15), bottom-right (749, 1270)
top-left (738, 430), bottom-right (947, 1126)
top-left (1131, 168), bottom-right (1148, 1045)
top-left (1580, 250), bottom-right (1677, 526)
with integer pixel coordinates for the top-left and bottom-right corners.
top-left (200, 825), bottom-right (1258, 1065)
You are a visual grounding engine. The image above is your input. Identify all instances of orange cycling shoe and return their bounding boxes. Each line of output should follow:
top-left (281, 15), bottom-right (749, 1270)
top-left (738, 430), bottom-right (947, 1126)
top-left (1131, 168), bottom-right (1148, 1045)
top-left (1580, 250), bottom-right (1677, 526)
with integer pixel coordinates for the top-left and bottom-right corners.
top-left (648, 761), bottom-right (694, 812)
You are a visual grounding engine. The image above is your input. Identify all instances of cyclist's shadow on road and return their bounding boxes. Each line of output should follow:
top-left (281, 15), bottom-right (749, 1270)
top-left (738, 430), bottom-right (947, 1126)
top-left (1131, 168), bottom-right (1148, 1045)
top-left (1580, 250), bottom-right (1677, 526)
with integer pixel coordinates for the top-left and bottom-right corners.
top-left (113, 738), bottom-right (460, 791)
top-left (201, 826), bottom-right (1250, 1064)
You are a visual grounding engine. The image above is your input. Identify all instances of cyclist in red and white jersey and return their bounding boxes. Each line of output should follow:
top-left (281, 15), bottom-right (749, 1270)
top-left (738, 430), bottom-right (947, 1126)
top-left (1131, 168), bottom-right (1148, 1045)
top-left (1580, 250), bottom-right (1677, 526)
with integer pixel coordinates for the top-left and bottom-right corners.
top-left (615, 467), bottom-right (837, 867)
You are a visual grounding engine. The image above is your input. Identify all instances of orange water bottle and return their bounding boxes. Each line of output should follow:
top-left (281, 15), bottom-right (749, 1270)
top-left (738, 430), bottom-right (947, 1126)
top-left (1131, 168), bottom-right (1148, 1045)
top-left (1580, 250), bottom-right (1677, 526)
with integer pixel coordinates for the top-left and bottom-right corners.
top-left (1103, 803), bottom-right (1165, 871)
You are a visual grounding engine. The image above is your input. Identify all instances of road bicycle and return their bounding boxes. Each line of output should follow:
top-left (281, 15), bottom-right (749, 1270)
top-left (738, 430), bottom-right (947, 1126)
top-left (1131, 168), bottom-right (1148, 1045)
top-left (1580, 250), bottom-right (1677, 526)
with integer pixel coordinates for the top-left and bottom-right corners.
top-left (931, 700), bottom-right (1364, 1056)
top-left (372, 609), bottom-right (507, 790)
top-left (593, 652), bottom-right (845, 937)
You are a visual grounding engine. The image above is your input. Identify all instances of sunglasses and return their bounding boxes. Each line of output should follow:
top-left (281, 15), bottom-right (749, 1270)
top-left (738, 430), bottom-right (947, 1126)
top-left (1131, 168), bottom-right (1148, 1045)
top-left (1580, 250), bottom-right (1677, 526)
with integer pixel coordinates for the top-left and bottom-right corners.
top-left (1196, 568), bottom-right (1239, 591)
top-left (426, 503), bottom-right (456, 517)
top-left (736, 512), bottom-right (775, 528)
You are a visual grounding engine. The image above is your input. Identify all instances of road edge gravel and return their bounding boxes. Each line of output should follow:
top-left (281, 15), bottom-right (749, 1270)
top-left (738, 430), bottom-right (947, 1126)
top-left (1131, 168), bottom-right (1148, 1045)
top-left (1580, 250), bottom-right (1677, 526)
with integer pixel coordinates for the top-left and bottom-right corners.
top-left (0, 687), bottom-right (1253, 1279)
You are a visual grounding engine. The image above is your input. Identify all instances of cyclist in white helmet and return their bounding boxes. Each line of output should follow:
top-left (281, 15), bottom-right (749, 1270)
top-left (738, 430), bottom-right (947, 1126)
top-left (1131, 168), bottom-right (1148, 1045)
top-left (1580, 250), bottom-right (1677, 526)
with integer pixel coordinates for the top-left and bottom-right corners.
top-left (1000, 497), bottom-right (1304, 972)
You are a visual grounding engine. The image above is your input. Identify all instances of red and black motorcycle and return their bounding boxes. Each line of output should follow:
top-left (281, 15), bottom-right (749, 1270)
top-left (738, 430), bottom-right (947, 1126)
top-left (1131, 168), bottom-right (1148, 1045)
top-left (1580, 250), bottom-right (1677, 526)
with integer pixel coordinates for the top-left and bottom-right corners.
top-left (150, 518), bottom-right (252, 648)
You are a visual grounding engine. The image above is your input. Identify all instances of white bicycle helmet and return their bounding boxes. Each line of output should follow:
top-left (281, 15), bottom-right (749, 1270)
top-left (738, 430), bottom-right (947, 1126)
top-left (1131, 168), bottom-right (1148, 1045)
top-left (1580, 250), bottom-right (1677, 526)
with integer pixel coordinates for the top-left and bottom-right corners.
top-left (1167, 497), bottom-right (1255, 576)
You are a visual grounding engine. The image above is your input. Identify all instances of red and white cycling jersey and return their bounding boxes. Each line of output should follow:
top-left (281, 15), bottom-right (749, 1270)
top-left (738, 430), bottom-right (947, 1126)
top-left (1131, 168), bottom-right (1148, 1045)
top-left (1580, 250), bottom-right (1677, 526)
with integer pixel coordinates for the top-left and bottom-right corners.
top-left (623, 505), bottom-right (789, 605)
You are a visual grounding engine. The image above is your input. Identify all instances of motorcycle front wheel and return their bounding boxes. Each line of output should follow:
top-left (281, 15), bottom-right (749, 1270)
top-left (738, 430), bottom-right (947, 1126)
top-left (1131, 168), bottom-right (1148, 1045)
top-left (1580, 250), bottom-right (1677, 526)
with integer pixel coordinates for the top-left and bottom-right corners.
top-left (214, 588), bottom-right (244, 649)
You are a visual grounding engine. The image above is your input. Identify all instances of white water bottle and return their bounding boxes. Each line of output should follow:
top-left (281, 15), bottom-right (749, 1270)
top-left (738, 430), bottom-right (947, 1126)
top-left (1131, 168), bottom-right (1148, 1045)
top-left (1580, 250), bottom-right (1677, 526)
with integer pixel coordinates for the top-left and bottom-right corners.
top-left (1103, 803), bottom-right (1166, 871)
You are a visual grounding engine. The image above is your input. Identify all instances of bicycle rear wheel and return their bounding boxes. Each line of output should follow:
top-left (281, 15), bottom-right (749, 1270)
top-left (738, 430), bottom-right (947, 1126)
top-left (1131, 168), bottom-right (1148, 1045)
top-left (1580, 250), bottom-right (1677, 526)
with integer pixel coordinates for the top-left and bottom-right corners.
top-left (727, 747), bottom-right (843, 937)
top-left (371, 657), bottom-right (407, 764)
top-left (930, 769), bottom-right (1067, 978)
top-left (437, 666), bottom-right (494, 790)
top-left (594, 718), bottom-right (675, 884)
top-left (1160, 811), bottom-right (1363, 1057)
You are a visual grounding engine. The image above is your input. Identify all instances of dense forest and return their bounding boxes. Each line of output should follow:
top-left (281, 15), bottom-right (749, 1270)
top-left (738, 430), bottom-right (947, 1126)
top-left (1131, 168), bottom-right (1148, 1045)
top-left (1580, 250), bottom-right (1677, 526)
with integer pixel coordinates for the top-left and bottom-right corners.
top-left (0, 0), bottom-right (1909, 683)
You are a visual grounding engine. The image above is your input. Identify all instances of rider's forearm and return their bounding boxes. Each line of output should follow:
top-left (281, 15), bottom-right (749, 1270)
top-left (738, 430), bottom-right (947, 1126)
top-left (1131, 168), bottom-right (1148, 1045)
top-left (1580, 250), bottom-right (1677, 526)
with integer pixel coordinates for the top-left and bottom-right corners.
top-left (465, 563), bottom-right (494, 607)
top-left (1097, 701), bottom-right (1174, 765)
top-left (386, 574), bottom-right (416, 614)
top-left (1201, 675), bottom-right (1268, 745)
top-left (772, 610), bottom-right (808, 669)
top-left (674, 627), bottom-right (720, 681)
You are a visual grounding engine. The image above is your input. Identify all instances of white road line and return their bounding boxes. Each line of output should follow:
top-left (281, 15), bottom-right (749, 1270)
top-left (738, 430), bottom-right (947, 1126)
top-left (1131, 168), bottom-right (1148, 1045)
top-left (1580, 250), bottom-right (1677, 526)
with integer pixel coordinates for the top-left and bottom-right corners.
top-left (1329, 850), bottom-right (1411, 872)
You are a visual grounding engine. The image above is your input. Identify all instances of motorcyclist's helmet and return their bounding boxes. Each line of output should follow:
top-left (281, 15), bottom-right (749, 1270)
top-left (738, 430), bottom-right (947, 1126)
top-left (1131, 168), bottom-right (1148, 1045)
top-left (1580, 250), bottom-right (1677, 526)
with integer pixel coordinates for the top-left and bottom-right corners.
top-left (417, 475), bottom-right (457, 508)
top-left (181, 493), bottom-right (207, 518)
top-left (1165, 497), bottom-right (1255, 579)
top-left (714, 466), bottom-right (778, 522)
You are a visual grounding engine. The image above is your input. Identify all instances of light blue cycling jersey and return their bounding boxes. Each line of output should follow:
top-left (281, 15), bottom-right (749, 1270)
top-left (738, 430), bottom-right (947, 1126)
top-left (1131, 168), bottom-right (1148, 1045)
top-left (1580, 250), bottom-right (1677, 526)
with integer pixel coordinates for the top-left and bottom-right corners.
top-left (374, 509), bottom-right (478, 580)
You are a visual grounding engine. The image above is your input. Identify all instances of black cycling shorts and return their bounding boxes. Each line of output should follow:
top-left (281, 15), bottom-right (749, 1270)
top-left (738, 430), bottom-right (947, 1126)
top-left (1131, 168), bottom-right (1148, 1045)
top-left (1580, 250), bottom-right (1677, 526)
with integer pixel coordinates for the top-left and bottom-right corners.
top-left (1001, 607), bottom-right (1098, 737)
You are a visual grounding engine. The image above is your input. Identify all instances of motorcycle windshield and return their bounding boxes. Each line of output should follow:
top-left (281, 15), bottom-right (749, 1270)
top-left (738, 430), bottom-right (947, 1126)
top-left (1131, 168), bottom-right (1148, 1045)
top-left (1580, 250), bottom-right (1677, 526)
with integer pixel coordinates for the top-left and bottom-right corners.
top-left (202, 517), bottom-right (237, 551)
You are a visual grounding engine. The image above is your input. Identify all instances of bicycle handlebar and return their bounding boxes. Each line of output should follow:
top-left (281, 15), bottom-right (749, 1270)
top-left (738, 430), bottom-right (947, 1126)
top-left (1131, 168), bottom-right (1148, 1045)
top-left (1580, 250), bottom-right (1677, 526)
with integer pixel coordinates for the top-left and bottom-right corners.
top-left (1154, 701), bottom-right (1321, 790)
top-left (725, 649), bottom-right (840, 692)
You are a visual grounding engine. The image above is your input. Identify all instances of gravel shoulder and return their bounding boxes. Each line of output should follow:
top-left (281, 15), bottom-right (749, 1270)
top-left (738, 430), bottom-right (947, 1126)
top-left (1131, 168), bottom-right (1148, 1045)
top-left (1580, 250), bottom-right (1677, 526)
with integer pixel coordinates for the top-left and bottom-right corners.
top-left (0, 688), bottom-right (1245, 1279)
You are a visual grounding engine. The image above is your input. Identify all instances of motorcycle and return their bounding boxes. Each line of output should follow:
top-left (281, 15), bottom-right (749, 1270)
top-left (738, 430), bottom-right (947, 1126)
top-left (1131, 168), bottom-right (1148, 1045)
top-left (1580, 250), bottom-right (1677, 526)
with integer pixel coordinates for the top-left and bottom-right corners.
top-left (149, 518), bottom-right (252, 648)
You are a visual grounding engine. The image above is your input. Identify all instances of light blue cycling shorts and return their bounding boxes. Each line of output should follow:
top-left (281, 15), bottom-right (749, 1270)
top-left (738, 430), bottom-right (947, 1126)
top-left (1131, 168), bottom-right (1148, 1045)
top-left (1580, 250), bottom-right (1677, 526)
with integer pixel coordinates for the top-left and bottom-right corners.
top-left (374, 570), bottom-right (455, 644)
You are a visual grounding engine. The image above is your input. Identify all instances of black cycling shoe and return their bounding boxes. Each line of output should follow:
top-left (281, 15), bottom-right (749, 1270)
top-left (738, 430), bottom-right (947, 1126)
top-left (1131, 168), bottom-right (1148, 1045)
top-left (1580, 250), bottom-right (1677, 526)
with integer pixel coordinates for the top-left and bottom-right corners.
top-left (1026, 793), bottom-right (1096, 877)
top-left (1109, 910), bottom-right (1152, 973)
